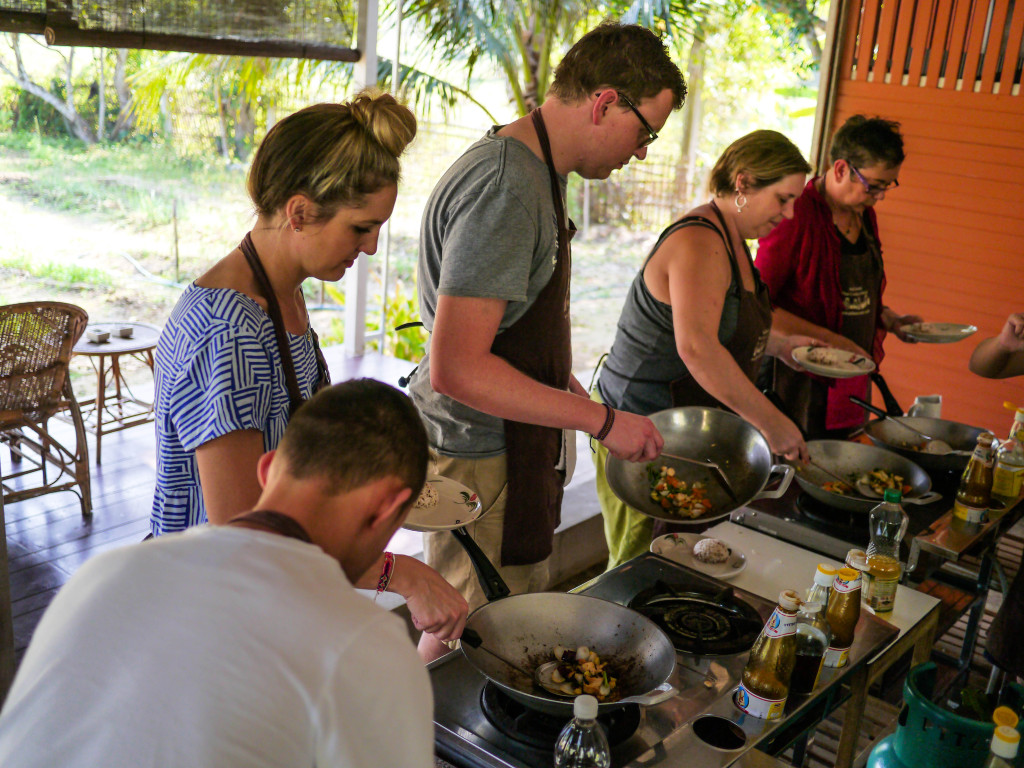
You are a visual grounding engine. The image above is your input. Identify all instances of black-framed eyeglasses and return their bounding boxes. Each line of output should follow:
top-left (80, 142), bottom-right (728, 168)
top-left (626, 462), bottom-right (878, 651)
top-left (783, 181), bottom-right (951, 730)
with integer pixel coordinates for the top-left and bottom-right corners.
top-left (612, 91), bottom-right (658, 148)
top-left (848, 162), bottom-right (899, 196)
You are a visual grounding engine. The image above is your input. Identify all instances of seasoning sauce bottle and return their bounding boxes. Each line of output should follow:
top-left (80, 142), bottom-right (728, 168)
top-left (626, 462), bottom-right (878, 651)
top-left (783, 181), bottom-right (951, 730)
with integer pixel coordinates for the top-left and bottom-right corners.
top-left (993, 408), bottom-right (1024, 501)
top-left (823, 567), bottom-right (861, 668)
top-left (789, 601), bottom-right (830, 695)
top-left (954, 432), bottom-right (997, 523)
top-left (865, 489), bottom-right (908, 614)
top-left (734, 590), bottom-right (799, 720)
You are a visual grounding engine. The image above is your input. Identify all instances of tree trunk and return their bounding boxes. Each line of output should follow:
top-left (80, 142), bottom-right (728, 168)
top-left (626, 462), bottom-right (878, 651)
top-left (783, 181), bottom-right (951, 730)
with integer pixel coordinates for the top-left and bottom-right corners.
top-left (675, 37), bottom-right (706, 208)
top-left (233, 99), bottom-right (256, 161)
top-left (215, 84), bottom-right (230, 160)
top-left (96, 48), bottom-right (106, 142)
top-left (0, 34), bottom-right (97, 143)
top-left (110, 48), bottom-right (135, 139)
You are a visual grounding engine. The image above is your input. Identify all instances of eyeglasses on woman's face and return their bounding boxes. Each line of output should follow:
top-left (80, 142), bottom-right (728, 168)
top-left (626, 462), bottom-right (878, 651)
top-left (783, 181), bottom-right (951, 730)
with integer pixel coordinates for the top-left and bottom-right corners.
top-left (611, 91), bottom-right (659, 148)
top-left (848, 162), bottom-right (899, 197)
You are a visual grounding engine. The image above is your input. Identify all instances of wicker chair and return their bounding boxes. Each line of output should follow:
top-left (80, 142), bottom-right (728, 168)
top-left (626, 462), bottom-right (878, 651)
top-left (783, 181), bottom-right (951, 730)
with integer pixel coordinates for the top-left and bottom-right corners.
top-left (0, 302), bottom-right (92, 518)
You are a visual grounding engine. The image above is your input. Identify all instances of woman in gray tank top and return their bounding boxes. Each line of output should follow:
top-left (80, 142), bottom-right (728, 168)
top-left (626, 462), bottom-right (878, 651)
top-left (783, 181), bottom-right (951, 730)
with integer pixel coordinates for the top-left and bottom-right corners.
top-left (592, 131), bottom-right (825, 570)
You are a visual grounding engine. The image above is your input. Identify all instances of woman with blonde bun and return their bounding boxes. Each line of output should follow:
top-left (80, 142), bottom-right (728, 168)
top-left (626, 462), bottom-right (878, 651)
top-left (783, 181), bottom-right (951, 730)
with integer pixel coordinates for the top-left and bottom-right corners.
top-left (152, 91), bottom-right (468, 648)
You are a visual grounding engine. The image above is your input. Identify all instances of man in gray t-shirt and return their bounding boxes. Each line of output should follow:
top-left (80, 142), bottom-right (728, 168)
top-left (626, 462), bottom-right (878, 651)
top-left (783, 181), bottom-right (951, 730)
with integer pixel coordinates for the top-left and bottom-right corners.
top-left (410, 22), bottom-right (686, 661)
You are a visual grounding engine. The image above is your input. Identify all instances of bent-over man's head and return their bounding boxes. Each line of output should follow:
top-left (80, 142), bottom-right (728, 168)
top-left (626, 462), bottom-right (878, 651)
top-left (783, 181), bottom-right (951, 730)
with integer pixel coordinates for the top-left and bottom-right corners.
top-left (263, 379), bottom-right (429, 579)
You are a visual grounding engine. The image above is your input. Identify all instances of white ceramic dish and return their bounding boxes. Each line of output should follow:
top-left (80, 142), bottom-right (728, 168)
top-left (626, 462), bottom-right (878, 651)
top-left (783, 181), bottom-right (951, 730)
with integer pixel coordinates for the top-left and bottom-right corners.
top-left (650, 532), bottom-right (747, 579)
top-left (902, 322), bottom-right (977, 344)
top-left (402, 475), bottom-right (484, 532)
top-left (791, 346), bottom-right (876, 378)
top-left (116, 325), bottom-right (134, 338)
top-left (86, 329), bottom-right (110, 344)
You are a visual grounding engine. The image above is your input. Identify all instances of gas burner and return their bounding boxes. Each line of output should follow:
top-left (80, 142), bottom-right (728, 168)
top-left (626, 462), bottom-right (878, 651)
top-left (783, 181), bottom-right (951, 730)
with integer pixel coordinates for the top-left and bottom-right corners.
top-left (628, 581), bottom-right (763, 655)
top-left (479, 683), bottom-right (641, 750)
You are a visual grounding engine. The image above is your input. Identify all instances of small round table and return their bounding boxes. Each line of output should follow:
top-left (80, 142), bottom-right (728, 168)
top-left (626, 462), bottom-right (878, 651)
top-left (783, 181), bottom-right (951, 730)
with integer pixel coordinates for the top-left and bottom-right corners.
top-left (71, 322), bottom-right (161, 464)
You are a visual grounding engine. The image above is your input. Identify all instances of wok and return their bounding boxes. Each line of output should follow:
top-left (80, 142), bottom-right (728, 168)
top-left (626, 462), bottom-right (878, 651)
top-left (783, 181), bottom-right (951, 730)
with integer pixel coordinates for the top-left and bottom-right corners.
top-left (605, 406), bottom-right (793, 525)
top-left (460, 592), bottom-right (677, 717)
top-left (795, 440), bottom-right (941, 514)
top-left (861, 414), bottom-right (989, 474)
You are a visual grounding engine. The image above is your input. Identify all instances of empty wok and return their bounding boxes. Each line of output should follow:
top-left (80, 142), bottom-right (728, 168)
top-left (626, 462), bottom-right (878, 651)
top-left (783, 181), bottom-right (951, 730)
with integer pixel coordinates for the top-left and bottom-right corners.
top-left (862, 415), bottom-right (989, 474)
top-left (795, 440), bottom-right (941, 514)
top-left (460, 592), bottom-right (677, 717)
top-left (605, 406), bottom-right (793, 525)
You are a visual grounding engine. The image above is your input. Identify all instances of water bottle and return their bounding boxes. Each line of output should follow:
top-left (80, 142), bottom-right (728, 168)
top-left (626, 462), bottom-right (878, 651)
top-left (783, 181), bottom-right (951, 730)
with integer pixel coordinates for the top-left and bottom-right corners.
top-left (553, 694), bottom-right (611, 768)
top-left (865, 489), bottom-right (908, 614)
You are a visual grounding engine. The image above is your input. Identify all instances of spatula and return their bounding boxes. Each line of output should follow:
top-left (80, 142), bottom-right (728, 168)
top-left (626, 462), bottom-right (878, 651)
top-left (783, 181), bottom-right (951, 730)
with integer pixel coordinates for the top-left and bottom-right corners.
top-left (659, 451), bottom-right (738, 502)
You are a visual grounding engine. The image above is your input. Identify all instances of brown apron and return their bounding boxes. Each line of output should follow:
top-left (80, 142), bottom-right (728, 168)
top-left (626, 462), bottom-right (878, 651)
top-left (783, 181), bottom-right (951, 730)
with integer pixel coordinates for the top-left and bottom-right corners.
top-left (669, 202), bottom-right (773, 408)
top-left (490, 109), bottom-right (574, 566)
top-left (226, 509), bottom-right (313, 544)
top-left (239, 233), bottom-right (330, 416)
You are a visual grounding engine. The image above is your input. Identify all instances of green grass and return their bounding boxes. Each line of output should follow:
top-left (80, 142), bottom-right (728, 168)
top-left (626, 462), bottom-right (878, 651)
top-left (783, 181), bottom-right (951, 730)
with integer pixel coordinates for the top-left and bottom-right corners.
top-left (0, 255), bottom-right (114, 288)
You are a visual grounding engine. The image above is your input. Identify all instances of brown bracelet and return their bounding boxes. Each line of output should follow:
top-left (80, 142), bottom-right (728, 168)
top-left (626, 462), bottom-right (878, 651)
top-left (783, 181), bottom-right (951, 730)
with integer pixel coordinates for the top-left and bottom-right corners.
top-left (594, 403), bottom-right (616, 441)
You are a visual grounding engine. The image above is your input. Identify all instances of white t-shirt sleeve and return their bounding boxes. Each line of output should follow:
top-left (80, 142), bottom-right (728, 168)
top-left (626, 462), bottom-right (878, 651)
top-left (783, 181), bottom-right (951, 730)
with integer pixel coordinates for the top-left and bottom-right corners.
top-left (316, 613), bottom-right (434, 768)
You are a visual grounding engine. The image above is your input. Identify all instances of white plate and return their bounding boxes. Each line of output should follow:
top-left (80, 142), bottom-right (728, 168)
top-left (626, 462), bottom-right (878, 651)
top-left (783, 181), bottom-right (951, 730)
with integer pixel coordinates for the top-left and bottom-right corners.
top-left (650, 533), bottom-right (747, 579)
top-left (791, 346), bottom-right (876, 378)
top-left (902, 322), bottom-right (978, 344)
top-left (402, 475), bottom-right (483, 532)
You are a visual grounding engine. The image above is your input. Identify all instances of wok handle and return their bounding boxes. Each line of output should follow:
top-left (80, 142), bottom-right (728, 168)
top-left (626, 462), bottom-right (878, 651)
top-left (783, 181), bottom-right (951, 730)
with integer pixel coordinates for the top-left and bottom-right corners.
top-left (752, 464), bottom-right (794, 500)
top-left (870, 372), bottom-right (905, 416)
top-left (450, 526), bottom-right (511, 601)
top-left (903, 491), bottom-right (943, 506)
top-left (849, 394), bottom-right (888, 420)
top-left (625, 682), bottom-right (677, 707)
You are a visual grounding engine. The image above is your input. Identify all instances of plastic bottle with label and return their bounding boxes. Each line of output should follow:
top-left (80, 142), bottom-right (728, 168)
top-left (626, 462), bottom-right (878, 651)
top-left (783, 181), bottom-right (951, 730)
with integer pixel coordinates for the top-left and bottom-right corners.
top-left (954, 432), bottom-right (997, 523)
top-left (553, 695), bottom-right (611, 768)
top-left (805, 563), bottom-right (838, 608)
top-left (824, 567), bottom-right (861, 668)
top-left (993, 407), bottom-right (1024, 501)
top-left (789, 601), bottom-right (831, 695)
top-left (865, 489), bottom-right (908, 614)
top-left (734, 590), bottom-right (800, 720)
top-left (982, 725), bottom-right (1020, 768)
top-left (845, 549), bottom-right (872, 605)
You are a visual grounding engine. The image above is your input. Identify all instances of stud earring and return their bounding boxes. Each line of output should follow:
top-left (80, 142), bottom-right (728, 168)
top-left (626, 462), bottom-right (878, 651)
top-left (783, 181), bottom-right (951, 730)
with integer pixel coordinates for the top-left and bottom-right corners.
top-left (294, 227), bottom-right (301, 233)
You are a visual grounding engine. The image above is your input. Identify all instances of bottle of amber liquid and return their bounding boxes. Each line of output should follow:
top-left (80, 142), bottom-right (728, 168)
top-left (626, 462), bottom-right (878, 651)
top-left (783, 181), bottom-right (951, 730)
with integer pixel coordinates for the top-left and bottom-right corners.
top-left (993, 408), bottom-right (1024, 501)
top-left (823, 567), bottom-right (861, 668)
top-left (734, 590), bottom-right (799, 720)
top-left (954, 432), bottom-right (997, 523)
top-left (865, 489), bottom-right (908, 614)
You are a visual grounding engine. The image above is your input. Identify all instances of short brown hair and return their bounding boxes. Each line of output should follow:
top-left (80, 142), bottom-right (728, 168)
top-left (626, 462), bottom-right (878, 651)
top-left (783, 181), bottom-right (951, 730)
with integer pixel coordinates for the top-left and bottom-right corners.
top-left (708, 130), bottom-right (811, 195)
top-left (277, 379), bottom-right (428, 506)
top-left (829, 115), bottom-right (905, 169)
top-left (549, 22), bottom-right (686, 109)
top-left (247, 90), bottom-right (417, 222)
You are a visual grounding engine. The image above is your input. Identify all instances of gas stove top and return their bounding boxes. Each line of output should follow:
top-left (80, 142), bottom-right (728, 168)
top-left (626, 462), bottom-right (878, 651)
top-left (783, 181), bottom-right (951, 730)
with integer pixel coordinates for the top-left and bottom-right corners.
top-left (430, 554), bottom-right (897, 768)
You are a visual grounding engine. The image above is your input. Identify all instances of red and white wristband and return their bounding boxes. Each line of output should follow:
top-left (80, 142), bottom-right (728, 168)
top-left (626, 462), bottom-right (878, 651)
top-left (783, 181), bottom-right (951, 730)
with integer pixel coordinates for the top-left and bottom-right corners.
top-left (374, 551), bottom-right (396, 603)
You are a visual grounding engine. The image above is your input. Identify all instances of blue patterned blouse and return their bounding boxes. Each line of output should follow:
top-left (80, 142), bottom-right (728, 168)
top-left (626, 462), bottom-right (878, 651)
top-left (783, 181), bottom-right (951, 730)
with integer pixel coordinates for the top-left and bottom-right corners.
top-left (151, 286), bottom-right (320, 535)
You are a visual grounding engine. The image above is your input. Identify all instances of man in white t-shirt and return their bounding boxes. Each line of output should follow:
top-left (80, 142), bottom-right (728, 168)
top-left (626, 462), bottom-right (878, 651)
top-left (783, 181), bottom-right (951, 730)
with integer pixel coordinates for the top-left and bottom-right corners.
top-left (0, 379), bottom-right (435, 768)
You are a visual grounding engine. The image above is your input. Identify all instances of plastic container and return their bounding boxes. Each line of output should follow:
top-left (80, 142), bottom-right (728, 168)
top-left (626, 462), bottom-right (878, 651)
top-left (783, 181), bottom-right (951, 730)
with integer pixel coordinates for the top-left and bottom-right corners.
top-left (805, 562), bottom-right (838, 608)
top-left (983, 725), bottom-right (1020, 767)
top-left (790, 601), bottom-right (830, 694)
top-left (865, 489), bottom-right (909, 613)
top-left (867, 662), bottom-right (1024, 768)
top-left (553, 695), bottom-right (611, 768)
top-left (993, 408), bottom-right (1024, 501)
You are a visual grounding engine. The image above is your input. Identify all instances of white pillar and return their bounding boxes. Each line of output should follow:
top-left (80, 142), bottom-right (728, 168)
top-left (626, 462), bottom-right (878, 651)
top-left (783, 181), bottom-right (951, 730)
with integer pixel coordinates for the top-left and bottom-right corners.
top-left (345, 0), bottom-right (380, 356)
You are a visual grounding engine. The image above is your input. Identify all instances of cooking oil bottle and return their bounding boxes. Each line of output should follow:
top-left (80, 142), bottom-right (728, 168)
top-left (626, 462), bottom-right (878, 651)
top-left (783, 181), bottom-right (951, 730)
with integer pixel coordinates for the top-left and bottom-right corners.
top-left (824, 567), bottom-right (861, 668)
top-left (734, 590), bottom-right (799, 720)
top-left (954, 432), bottom-right (997, 523)
top-left (865, 489), bottom-right (908, 614)
top-left (993, 407), bottom-right (1024, 501)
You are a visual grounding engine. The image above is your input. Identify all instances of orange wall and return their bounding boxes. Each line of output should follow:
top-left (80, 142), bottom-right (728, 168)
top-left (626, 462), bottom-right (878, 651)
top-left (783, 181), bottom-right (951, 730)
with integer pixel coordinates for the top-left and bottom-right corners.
top-left (827, 2), bottom-right (1024, 435)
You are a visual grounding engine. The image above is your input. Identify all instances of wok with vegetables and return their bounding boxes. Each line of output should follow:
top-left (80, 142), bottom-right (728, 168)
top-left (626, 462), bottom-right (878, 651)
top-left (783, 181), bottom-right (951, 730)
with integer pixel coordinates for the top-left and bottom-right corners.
top-left (795, 440), bottom-right (941, 514)
top-left (647, 465), bottom-right (712, 519)
top-left (541, 645), bottom-right (619, 700)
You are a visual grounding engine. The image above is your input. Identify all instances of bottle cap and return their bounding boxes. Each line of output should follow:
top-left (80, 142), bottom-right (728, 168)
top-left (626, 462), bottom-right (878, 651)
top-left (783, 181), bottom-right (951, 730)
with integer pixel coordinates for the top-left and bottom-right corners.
top-left (991, 725), bottom-right (1020, 759)
top-left (574, 694), bottom-right (598, 720)
top-left (778, 590), bottom-right (801, 611)
top-left (814, 563), bottom-right (839, 586)
top-left (837, 566), bottom-right (859, 580)
top-left (883, 488), bottom-right (902, 503)
top-left (993, 705), bottom-right (1019, 729)
top-left (800, 601), bottom-right (823, 614)
top-left (845, 550), bottom-right (868, 571)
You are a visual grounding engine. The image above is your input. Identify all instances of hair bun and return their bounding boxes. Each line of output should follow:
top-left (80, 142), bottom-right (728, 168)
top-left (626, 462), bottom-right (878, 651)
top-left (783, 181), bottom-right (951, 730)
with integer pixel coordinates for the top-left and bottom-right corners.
top-left (349, 89), bottom-right (417, 157)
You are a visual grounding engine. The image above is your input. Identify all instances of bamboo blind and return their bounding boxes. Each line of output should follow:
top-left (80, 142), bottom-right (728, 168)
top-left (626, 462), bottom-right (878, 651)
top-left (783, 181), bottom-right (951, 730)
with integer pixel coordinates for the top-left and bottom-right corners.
top-left (828, 0), bottom-right (1024, 433)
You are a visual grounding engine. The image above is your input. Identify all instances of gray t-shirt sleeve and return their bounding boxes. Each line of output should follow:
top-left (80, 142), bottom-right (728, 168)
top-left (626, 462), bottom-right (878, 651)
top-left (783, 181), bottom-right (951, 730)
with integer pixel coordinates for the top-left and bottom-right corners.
top-left (438, 185), bottom-right (540, 304)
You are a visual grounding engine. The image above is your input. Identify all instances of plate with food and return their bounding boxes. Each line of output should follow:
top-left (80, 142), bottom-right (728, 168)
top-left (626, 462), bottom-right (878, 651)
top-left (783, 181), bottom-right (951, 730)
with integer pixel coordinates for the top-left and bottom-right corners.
top-left (791, 346), bottom-right (876, 378)
top-left (902, 322), bottom-right (978, 344)
top-left (650, 532), bottom-right (747, 579)
top-left (402, 475), bottom-right (483, 532)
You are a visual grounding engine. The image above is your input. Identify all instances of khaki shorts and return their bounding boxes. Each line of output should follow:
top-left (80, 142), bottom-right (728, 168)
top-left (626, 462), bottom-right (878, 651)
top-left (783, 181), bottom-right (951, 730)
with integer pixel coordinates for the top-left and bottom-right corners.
top-left (424, 453), bottom-right (551, 613)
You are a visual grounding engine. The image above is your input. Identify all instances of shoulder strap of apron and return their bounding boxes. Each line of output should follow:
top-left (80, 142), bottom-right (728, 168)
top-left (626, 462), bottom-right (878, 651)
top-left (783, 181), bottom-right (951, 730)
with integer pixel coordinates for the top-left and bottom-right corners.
top-left (529, 110), bottom-right (570, 252)
top-left (239, 233), bottom-right (330, 417)
top-left (226, 509), bottom-right (313, 544)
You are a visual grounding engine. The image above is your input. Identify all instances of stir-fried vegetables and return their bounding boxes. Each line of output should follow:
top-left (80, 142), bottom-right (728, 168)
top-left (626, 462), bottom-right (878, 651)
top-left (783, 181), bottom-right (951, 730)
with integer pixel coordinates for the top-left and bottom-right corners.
top-left (547, 645), bottom-right (618, 701)
top-left (859, 468), bottom-right (912, 496)
top-left (647, 465), bottom-right (712, 518)
top-left (823, 480), bottom-right (852, 494)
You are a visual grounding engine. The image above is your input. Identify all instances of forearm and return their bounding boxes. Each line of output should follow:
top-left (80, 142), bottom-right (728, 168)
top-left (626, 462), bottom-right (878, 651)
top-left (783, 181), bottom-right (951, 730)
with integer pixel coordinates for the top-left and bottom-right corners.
top-left (433, 353), bottom-right (607, 435)
top-left (970, 337), bottom-right (1024, 379)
